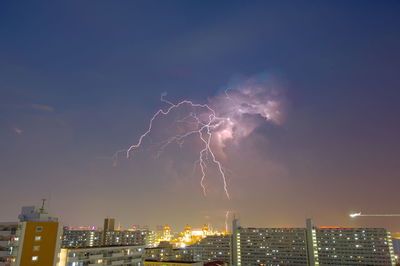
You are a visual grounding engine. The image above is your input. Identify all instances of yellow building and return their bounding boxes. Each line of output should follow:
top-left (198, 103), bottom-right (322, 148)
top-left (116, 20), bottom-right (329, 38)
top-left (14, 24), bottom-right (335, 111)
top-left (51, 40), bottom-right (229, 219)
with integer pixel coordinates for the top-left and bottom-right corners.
top-left (11, 204), bottom-right (62, 266)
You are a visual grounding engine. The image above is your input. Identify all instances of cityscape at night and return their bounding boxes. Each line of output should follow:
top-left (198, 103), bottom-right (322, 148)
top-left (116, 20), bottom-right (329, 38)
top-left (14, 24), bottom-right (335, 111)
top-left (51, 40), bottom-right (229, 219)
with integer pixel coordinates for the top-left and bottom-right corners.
top-left (1, 1), bottom-right (400, 265)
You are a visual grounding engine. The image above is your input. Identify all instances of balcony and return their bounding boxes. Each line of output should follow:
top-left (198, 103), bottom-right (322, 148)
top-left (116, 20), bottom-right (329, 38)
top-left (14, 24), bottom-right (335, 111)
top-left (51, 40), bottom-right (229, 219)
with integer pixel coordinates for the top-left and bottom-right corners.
top-left (89, 254), bottom-right (104, 259)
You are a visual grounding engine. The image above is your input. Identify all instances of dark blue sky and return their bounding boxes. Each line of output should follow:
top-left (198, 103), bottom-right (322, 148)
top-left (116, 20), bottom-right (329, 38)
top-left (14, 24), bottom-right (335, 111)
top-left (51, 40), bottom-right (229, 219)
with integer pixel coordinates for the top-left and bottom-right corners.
top-left (1, 1), bottom-right (400, 231)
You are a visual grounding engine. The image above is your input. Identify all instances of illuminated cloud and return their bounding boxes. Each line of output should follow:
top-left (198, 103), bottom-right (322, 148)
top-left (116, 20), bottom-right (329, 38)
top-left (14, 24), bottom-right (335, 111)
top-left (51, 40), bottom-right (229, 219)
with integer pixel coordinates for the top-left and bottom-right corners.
top-left (117, 72), bottom-right (287, 199)
top-left (208, 73), bottom-right (287, 155)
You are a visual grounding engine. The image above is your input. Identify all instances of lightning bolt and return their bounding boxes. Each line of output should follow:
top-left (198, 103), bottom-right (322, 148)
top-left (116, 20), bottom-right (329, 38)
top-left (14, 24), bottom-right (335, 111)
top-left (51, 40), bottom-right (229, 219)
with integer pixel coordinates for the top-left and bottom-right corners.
top-left (115, 94), bottom-right (231, 199)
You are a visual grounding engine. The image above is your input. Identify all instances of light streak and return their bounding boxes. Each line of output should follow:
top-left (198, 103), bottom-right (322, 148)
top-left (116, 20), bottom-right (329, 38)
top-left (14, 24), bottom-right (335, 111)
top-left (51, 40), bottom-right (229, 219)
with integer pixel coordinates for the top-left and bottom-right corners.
top-left (350, 212), bottom-right (400, 218)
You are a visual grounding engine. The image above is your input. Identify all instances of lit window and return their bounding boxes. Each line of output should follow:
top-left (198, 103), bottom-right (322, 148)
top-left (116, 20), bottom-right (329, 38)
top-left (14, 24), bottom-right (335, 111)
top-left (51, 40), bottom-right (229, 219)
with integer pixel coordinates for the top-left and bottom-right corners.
top-left (33, 245), bottom-right (40, 252)
top-left (34, 236), bottom-right (41, 241)
top-left (32, 256), bottom-right (39, 261)
top-left (35, 226), bottom-right (43, 232)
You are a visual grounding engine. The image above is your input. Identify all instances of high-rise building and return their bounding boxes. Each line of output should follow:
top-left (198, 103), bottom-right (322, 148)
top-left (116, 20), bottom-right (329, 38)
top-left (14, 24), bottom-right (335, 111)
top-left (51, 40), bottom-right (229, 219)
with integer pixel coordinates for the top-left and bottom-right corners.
top-left (103, 218), bottom-right (115, 232)
top-left (10, 204), bottom-right (62, 266)
top-left (62, 218), bottom-right (153, 251)
top-left (103, 229), bottom-right (148, 246)
top-left (144, 241), bottom-right (175, 261)
top-left (231, 218), bottom-right (396, 266)
top-left (188, 235), bottom-right (230, 264)
top-left (62, 227), bottom-right (103, 248)
top-left (232, 221), bottom-right (308, 265)
top-left (59, 245), bottom-right (144, 265)
top-left (0, 223), bottom-right (17, 266)
top-left (312, 224), bottom-right (396, 265)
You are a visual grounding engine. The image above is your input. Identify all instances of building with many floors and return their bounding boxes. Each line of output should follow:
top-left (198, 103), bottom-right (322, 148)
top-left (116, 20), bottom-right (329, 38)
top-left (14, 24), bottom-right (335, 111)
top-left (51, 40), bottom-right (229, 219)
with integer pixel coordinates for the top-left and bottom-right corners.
top-left (313, 223), bottom-right (396, 265)
top-left (62, 218), bottom-right (154, 249)
top-left (232, 218), bottom-right (308, 265)
top-left (62, 227), bottom-right (103, 248)
top-left (188, 235), bottom-right (230, 264)
top-left (104, 229), bottom-right (148, 247)
top-left (144, 260), bottom-right (203, 266)
top-left (59, 245), bottom-right (145, 266)
top-left (0, 223), bottom-right (17, 266)
top-left (231, 218), bottom-right (396, 266)
top-left (10, 204), bottom-right (62, 266)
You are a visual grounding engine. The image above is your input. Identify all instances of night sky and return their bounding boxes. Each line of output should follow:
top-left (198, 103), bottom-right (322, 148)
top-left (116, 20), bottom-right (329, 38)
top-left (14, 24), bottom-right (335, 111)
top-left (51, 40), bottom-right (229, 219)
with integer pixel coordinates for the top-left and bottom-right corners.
top-left (1, 1), bottom-right (400, 232)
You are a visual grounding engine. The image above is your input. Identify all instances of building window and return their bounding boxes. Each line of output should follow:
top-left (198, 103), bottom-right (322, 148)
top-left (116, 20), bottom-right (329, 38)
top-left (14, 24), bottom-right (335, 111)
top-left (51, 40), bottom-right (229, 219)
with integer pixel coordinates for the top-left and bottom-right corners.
top-left (35, 226), bottom-right (43, 232)
top-left (32, 256), bottom-right (39, 261)
top-left (33, 245), bottom-right (40, 252)
top-left (34, 236), bottom-right (41, 241)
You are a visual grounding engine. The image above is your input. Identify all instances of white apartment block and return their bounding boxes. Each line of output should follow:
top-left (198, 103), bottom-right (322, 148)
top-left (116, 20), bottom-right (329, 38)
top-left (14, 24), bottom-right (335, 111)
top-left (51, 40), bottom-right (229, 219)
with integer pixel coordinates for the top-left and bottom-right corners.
top-left (231, 218), bottom-right (396, 266)
top-left (59, 245), bottom-right (145, 266)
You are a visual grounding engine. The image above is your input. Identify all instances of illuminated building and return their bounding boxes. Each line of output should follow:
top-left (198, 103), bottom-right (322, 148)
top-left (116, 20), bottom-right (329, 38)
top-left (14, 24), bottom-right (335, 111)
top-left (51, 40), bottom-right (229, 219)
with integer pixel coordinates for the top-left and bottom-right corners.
top-left (184, 225), bottom-right (191, 243)
top-left (62, 218), bottom-right (153, 249)
top-left (0, 223), bottom-right (17, 266)
top-left (62, 227), bottom-right (102, 248)
top-left (391, 233), bottom-right (400, 264)
top-left (232, 218), bottom-right (396, 266)
top-left (144, 241), bottom-right (175, 261)
top-left (156, 224), bottom-right (225, 249)
top-left (10, 204), bottom-right (62, 266)
top-left (162, 226), bottom-right (172, 242)
top-left (58, 245), bottom-right (144, 266)
top-left (103, 229), bottom-right (148, 247)
top-left (311, 221), bottom-right (396, 265)
top-left (103, 218), bottom-right (115, 232)
top-left (172, 247), bottom-right (194, 261)
top-left (145, 230), bottom-right (156, 248)
top-left (232, 218), bottom-right (308, 265)
top-left (188, 235), bottom-right (230, 264)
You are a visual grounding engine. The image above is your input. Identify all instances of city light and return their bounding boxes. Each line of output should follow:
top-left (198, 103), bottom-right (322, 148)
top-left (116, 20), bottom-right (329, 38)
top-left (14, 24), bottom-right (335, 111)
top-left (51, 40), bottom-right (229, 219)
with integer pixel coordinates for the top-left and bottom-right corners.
top-left (350, 212), bottom-right (362, 218)
top-left (350, 212), bottom-right (400, 218)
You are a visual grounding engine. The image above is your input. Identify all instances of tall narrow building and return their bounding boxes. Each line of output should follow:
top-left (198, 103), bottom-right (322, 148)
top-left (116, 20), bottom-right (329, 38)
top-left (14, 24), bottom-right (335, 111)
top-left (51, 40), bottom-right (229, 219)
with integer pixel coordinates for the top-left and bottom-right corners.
top-left (103, 218), bottom-right (115, 232)
top-left (102, 218), bottom-right (115, 245)
top-left (10, 202), bottom-right (62, 266)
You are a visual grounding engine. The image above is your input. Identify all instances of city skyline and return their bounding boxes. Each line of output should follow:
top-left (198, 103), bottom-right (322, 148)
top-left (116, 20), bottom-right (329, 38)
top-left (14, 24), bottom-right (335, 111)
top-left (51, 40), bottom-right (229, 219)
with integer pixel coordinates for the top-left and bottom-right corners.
top-left (1, 0), bottom-right (400, 235)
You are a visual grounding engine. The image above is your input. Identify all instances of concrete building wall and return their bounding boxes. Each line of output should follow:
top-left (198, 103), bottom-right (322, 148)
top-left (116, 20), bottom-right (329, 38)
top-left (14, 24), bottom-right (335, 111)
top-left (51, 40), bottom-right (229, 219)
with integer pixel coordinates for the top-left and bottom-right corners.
top-left (12, 221), bottom-right (62, 266)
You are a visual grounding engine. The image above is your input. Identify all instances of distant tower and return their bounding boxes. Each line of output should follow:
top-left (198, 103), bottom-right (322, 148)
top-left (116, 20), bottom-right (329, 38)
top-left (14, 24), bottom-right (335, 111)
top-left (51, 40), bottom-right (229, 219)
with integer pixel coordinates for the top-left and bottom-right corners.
top-left (104, 218), bottom-right (115, 232)
top-left (163, 225), bottom-right (171, 241)
top-left (202, 224), bottom-right (209, 237)
top-left (103, 218), bottom-right (115, 245)
top-left (184, 224), bottom-right (191, 243)
top-left (231, 217), bottom-right (241, 266)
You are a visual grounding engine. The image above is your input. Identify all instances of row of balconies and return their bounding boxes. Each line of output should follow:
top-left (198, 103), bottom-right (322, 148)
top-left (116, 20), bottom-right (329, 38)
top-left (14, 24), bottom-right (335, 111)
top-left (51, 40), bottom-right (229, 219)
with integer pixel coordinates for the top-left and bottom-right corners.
top-left (68, 252), bottom-right (143, 261)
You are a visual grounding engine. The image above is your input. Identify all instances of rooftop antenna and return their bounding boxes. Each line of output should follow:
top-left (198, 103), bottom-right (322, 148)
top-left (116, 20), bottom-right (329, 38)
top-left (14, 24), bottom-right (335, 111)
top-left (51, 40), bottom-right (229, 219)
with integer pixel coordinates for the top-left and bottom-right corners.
top-left (40, 198), bottom-right (46, 213)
